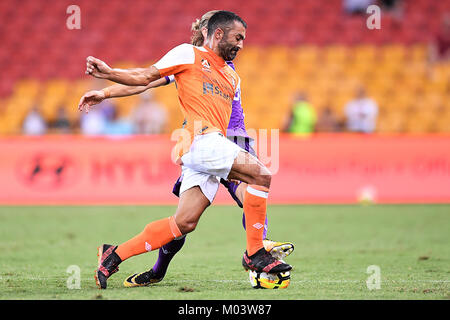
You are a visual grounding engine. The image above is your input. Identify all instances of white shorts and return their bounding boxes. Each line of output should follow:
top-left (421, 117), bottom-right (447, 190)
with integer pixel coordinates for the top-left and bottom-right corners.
top-left (179, 132), bottom-right (245, 203)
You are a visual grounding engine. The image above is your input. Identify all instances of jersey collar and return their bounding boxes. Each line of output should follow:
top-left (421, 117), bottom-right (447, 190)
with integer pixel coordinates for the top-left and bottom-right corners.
top-left (202, 45), bottom-right (226, 66)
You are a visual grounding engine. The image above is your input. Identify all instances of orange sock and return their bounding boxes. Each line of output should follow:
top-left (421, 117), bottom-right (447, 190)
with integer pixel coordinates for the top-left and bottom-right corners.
top-left (115, 216), bottom-right (182, 261)
top-left (243, 184), bottom-right (269, 256)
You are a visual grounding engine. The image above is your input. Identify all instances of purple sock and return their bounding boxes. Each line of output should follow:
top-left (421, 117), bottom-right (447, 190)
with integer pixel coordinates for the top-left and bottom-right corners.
top-left (242, 213), bottom-right (268, 239)
top-left (152, 235), bottom-right (186, 278)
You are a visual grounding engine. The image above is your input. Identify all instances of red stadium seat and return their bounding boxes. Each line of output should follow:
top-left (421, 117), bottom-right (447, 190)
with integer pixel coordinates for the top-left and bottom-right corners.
top-left (1, 0), bottom-right (449, 136)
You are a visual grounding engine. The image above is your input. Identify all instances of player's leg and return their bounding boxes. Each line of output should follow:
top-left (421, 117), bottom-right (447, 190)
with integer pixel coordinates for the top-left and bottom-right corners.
top-left (179, 132), bottom-right (290, 273)
top-left (226, 137), bottom-right (269, 237)
top-left (220, 178), bottom-right (267, 239)
top-left (228, 149), bottom-right (272, 188)
top-left (123, 235), bottom-right (186, 287)
top-left (123, 185), bottom-right (209, 287)
top-left (117, 183), bottom-right (209, 257)
top-left (227, 150), bottom-right (292, 273)
top-left (228, 150), bottom-right (270, 254)
top-left (124, 176), bottom-right (188, 287)
top-left (232, 137), bottom-right (294, 259)
top-left (96, 185), bottom-right (210, 289)
top-left (150, 177), bottom-right (187, 279)
top-left (231, 181), bottom-right (294, 259)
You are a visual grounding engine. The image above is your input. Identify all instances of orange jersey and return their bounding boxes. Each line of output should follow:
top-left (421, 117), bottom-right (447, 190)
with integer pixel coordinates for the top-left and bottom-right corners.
top-left (153, 44), bottom-right (240, 159)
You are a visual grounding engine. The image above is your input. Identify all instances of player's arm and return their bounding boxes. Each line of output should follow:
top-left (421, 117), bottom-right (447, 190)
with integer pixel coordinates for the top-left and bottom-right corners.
top-left (107, 79), bottom-right (167, 97)
top-left (78, 76), bottom-right (174, 113)
top-left (85, 56), bottom-right (161, 86)
top-left (86, 43), bottom-right (194, 85)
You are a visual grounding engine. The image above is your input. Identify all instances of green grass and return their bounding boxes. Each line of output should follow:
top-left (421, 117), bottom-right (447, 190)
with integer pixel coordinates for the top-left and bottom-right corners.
top-left (0, 204), bottom-right (449, 300)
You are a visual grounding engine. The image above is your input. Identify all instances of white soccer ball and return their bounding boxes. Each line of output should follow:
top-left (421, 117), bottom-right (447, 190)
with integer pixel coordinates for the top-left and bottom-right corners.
top-left (248, 269), bottom-right (291, 289)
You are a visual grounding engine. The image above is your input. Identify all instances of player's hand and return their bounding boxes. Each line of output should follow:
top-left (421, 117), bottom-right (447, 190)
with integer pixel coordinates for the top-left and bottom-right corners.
top-left (78, 90), bottom-right (106, 113)
top-left (85, 56), bottom-right (112, 79)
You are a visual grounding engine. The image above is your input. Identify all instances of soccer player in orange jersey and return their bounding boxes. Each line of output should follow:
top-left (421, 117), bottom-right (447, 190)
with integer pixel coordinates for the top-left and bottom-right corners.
top-left (80, 11), bottom-right (294, 287)
top-left (83, 10), bottom-right (292, 289)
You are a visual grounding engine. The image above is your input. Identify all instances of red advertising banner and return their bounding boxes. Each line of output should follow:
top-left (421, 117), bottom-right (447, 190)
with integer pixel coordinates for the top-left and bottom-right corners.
top-left (273, 134), bottom-right (450, 204)
top-left (0, 134), bottom-right (449, 205)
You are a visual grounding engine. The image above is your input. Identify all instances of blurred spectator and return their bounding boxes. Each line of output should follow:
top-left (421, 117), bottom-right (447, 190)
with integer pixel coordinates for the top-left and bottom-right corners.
top-left (80, 100), bottom-right (112, 136)
top-left (103, 104), bottom-right (134, 135)
top-left (430, 14), bottom-right (450, 63)
top-left (316, 106), bottom-right (343, 132)
top-left (131, 91), bottom-right (167, 134)
top-left (283, 92), bottom-right (317, 134)
top-left (344, 86), bottom-right (378, 133)
top-left (378, 0), bottom-right (404, 20)
top-left (80, 79), bottom-right (114, 136)
top-left (22, 106), bottom-right (47, 135)
top-left (50, 106), bottom-right (72, 134)
top-left (378, 0), bottom-right (400, 12)
top-left (343, 0), bottom-right (374, 14)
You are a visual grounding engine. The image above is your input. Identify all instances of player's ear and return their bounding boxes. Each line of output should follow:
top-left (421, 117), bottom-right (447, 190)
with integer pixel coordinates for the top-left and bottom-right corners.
top-left (214, 28), bottom-right (224, 41)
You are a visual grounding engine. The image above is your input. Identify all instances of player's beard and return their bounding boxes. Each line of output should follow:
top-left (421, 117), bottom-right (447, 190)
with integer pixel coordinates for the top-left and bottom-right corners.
top-left (218, 37), bottom-right (240, 61)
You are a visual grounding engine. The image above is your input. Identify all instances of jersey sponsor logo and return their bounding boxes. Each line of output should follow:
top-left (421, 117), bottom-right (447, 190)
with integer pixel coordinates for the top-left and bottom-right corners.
top-left (202, 82), bottom-right (233, 103)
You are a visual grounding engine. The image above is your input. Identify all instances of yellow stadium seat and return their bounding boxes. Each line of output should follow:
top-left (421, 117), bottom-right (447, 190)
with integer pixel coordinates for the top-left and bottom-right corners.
top-left (37, 80), bottom-right (70, 122)
top-left (323, 45), bottom-right (349, 65)
top-left (291, 46), bottom-right (320, 67)
top-left (377, 109), bottom-right (406, 133)
top-left (433, 110), bottom-right (450, 132)
top-left (1, 45), bottom-right (448, 136)
top-left (408, 45), bottom-right (428, 63)
top-left (352, 45), bottom-right (377, 63)
top-left (404, 110), bottom-right (435, 133)
top-left (379, 44), bottom-right (406, 63)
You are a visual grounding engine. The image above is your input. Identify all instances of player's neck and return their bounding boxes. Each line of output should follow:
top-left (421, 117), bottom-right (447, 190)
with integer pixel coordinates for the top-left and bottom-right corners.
top-left (202, 44), bottom-right (225, 65)
top-left (203, 39), bottom-right (225, 62)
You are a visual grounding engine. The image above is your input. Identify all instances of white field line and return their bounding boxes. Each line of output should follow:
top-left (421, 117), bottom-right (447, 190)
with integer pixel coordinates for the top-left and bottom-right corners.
top-left (0, 276), bottom-right (449, 284)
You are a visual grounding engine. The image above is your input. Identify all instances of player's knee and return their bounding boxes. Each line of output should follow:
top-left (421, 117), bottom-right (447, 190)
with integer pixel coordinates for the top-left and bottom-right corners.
top-left (176, 219), bottom-right (198, 234)
top-left (255, 171), bottom-right (271, 189)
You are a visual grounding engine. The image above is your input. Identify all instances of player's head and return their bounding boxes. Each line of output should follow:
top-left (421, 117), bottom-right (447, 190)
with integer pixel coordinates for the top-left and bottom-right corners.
top-left (191, 10), bottom-right (219, 46)
top-left (206, 10), bottom-right (247, 61)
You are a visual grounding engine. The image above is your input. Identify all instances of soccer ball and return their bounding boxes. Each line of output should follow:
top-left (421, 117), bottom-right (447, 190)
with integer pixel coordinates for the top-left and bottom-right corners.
top-left (248, 270), bottom-right (291, 289)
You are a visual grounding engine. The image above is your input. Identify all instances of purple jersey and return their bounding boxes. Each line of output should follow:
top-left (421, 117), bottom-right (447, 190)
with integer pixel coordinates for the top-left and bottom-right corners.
top-left (225, 61), bottom-right (250, 138)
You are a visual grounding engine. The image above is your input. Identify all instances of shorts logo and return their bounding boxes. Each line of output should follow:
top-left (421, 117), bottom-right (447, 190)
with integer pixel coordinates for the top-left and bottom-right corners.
top-left (252, 223), bottom-right (264, 230)
top-left (161, 247), bottom-right (169, 254)
top-left (145, 242), bottom-right (152, 252)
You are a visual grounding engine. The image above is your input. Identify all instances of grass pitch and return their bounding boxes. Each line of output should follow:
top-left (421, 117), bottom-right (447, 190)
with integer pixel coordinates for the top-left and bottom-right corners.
top-left (0, 204), bottom-right (448, 300)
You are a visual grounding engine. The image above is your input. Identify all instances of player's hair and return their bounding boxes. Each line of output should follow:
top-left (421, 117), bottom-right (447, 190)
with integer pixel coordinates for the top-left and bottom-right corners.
top-left (206, 10), bottom-right (247, 38)
top-left (191, 10), bottom-right (219, 46)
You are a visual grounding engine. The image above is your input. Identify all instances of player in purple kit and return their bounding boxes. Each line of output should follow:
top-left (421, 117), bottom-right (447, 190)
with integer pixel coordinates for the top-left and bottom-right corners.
top-left (78, 10), bottom-right (294, 287)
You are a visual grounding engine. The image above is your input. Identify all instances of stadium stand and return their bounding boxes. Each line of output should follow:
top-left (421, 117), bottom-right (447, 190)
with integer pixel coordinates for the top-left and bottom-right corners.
top-left (0, 0), bottom-right (449, 134)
